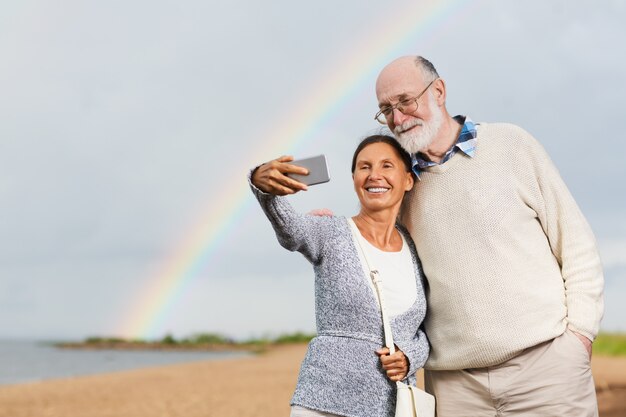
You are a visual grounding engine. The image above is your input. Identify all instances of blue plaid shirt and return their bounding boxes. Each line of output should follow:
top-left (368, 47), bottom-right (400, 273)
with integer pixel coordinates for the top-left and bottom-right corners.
top-left (412, 115), bottom-right (477, 178)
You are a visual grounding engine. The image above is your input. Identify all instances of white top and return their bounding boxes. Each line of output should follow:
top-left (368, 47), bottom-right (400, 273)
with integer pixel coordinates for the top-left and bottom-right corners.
top-left (351, 223), bottom-right (417, 318)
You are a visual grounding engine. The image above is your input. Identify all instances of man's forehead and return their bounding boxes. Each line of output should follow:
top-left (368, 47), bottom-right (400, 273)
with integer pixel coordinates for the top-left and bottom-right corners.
top-left (376, 64), bottom-right (423, 103)
top-left (376, 82), bottom-right (420, 105)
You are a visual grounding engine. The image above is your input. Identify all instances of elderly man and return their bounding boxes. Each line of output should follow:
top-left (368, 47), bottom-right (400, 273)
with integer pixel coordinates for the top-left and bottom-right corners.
top-left (253, 56), bottom-right (604, 416)
top-left (374, 56), bottom-right (603, 416)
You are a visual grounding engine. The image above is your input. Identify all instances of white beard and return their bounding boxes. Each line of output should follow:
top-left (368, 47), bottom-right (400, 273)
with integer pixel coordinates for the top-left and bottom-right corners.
top-left (393, 97), bottom-right (443, 154)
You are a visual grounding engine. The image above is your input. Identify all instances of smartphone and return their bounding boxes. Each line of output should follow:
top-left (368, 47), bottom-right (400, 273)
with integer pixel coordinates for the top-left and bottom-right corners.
top-left (287, 154), bottom-right (331, 186)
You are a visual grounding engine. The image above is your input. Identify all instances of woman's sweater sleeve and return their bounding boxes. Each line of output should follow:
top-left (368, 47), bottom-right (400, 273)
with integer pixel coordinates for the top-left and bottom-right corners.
top-left (249, 173), bottom-right (326, 264)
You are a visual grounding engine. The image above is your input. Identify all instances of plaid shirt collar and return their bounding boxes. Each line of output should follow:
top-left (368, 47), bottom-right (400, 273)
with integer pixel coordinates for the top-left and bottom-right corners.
top-left (411, 115), bottom-right (477, 178)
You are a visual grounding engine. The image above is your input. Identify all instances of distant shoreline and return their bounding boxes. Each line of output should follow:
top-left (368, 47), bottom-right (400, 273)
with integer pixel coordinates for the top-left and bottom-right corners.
top-left (54, 332), bottom-right (626, 355)
top-left (55, 341), bottom-right (269, 352)
top-left (0, 339), bottom-right (252, 386)
top-left (54, 331), bottom-right (315, 353)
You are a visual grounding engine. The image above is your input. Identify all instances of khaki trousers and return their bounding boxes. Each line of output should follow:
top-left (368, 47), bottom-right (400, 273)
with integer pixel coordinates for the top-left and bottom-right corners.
top-left (425, 330), bottom-right (598, 417)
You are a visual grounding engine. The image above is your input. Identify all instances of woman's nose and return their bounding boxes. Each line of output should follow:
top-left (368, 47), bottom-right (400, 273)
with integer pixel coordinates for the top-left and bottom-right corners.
top-left (368, 167), bottom-right (383, 179)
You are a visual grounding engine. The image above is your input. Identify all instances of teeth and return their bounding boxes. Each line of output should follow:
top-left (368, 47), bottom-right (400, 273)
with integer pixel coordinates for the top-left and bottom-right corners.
top-left (367, 187), bottom-right (389, 193)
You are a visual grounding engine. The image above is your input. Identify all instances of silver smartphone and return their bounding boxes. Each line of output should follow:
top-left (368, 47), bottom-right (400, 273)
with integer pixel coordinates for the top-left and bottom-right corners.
top-left (287, 154), bottom-right (331, 186)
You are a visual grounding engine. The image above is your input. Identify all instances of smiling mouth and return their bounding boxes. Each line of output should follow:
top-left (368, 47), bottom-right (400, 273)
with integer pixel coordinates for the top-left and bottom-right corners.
top-left (366, 187), bottom-right (389, 194)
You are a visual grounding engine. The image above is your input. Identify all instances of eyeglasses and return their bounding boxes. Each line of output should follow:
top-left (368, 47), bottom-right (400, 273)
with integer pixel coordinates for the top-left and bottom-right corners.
top-left (374, 79), bottom-right (437, 125)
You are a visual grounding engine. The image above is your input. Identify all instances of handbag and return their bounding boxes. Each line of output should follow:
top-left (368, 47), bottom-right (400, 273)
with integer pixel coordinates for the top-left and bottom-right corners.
top-left (348, 219), bottom-right (435, 417)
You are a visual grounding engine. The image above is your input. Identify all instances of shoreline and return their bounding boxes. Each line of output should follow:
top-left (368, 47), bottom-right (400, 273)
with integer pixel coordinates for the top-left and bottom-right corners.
top-left (0, 340), bottom-right (251, 387)
top-left (52, 331), bottom-right (316, 353)
top-left (55, 341), bottom-right (263, 352)
top-left (0, 344), bottom-right (625, 417)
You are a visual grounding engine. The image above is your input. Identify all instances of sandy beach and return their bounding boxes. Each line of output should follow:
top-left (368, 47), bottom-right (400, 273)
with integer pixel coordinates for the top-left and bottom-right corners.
top-left (1, 344), bottom-right (625, 417)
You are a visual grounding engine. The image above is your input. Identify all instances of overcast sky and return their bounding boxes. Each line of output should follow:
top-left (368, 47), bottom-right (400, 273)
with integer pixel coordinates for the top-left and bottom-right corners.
top-left (1, 0), bottom-right (625, 341)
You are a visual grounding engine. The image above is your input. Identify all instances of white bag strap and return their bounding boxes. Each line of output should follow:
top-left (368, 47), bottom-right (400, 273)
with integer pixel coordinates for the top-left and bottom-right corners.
top-left (348, 218), bottom-right (396, 354)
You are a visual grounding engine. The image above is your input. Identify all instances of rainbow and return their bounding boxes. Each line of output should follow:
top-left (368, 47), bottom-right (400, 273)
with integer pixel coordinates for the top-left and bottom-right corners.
top-left (119, 0), bottom-right (479, 339)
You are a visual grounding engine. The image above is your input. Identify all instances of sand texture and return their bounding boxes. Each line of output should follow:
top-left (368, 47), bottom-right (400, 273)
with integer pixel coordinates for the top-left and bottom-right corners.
top-left (0, 344), bottom-right (624, 417)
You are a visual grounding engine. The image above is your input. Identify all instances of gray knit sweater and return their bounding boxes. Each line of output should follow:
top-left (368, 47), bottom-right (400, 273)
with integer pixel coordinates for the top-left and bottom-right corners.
top-left (251, 181), bottom-right (429, 417)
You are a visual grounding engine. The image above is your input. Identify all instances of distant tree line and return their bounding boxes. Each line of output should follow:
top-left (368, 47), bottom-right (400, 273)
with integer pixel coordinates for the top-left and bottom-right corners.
top-left (69, 332), bottom-right (626, 356)
top-left (82, 331), bottom-right (316, 346)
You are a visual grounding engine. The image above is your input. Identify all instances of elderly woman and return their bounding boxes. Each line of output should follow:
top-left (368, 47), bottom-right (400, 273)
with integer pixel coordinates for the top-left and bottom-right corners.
top-left (250, 135), bottom-right (429, 417)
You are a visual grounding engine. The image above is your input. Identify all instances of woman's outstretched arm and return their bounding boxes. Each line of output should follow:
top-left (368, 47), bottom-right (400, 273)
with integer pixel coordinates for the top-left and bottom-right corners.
top-left (249, 167), bottom-right (330, 265)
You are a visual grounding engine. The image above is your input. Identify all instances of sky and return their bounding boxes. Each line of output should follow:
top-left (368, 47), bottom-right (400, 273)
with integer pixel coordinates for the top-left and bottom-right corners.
top-left (1, 0), bottom-right (625, 341)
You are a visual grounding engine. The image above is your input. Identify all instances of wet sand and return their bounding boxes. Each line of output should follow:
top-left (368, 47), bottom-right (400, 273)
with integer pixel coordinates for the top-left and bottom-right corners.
top-left (0, 344), bottom-right (624, 417)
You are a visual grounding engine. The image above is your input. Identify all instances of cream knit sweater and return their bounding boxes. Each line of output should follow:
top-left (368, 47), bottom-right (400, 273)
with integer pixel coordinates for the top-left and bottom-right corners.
top-left (401, 122), bottom-right (604, 370)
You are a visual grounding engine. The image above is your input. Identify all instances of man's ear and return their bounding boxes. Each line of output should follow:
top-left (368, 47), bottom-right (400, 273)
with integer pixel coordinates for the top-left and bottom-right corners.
top-left (434, 78), bottom-right (446, 106)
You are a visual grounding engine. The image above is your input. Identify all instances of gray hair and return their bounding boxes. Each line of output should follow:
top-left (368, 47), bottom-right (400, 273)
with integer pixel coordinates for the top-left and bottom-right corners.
top-left (414, 56), bottom-right (439, 82)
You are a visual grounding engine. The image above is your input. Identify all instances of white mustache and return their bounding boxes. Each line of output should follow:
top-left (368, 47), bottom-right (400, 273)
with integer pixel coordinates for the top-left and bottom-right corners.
top-left (394, 119), bottom-right (424, 136)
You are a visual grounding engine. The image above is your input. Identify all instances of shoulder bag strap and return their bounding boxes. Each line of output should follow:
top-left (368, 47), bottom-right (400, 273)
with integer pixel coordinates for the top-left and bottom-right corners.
top-left (348, 218), bottom-right (396, 354)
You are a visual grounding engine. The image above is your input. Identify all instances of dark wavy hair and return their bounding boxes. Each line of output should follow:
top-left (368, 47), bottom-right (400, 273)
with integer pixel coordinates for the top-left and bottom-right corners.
top-left (350, 134), bottom-right (413, 176)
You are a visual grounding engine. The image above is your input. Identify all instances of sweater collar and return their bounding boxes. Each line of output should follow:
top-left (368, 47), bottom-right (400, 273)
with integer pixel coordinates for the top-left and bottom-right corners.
top-left (411, 115), bottom-right (477, 178)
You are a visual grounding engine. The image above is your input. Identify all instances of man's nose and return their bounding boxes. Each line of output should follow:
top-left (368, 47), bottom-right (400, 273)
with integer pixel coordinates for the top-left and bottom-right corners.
top-left (392, 108), bottom-right (408, 127)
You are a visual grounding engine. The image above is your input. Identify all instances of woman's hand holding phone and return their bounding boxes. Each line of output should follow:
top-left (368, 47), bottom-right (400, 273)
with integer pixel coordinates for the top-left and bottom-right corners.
top-left (252, 154), bottom-right (330, 196)
top-left (251, 155), bottom-right (310, 196)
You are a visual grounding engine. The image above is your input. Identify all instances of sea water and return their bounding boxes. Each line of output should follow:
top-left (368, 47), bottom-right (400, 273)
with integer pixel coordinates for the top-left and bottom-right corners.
top-left (0, 339), bottom-right (248, 385)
